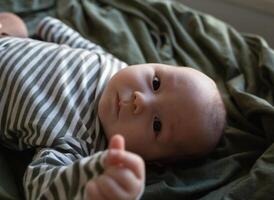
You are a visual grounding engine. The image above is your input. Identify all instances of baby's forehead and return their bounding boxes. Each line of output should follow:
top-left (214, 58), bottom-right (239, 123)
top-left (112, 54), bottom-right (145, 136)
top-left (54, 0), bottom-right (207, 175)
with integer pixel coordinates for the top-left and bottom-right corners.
top-left (157, 66), bottom-right (205, 85)
top-left (166, 116), bottom-right (210, 156)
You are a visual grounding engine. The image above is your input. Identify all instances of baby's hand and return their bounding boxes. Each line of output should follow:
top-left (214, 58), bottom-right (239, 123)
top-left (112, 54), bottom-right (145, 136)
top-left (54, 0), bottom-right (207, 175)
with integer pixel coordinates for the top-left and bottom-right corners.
top-left (85, 135), bottom-right (145, 200)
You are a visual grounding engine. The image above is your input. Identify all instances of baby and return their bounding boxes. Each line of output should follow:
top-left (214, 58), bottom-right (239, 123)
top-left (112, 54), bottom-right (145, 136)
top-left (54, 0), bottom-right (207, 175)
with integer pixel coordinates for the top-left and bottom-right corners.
top-left (0, 13), bottom-right (226, 200)
top-left (99, 63), bottom-right (225, 160)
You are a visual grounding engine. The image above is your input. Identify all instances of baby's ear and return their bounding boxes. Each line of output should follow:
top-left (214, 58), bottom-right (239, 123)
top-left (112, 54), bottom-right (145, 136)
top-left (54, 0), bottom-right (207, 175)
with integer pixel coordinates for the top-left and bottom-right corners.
top-left (108, 134), bottom-right (125, 150)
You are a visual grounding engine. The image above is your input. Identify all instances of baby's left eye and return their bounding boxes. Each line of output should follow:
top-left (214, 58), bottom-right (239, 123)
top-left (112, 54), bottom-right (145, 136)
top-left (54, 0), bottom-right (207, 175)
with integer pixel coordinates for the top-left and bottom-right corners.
top-left (153, 117), bottom-right (162, 134)
top-left (152, 76), bottom-right (160, 91)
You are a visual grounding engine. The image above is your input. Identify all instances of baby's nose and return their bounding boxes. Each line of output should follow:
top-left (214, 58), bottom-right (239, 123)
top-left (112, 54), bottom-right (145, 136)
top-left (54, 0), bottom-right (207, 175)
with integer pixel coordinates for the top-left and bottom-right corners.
top-left (133, 91), bottom-right (149, 115)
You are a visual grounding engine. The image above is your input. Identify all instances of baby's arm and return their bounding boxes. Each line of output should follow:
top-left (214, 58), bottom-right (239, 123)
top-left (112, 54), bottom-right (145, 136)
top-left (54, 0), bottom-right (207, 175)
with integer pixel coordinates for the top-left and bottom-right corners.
top-left (36, 16), bottom-right (105, 54)
top-left (35, 16), bottom-right (128, 73)
top-left (23, 136), bottom-right (108, 200)
top-left (85, 135), bottom-right (145, 200)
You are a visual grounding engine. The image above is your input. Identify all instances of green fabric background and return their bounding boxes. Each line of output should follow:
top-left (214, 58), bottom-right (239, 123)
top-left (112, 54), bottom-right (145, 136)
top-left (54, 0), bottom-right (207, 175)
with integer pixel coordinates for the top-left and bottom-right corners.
top-left (0, 151), bottom-right (20, 200)
top-left (1, 0), bottom-right (274, 199)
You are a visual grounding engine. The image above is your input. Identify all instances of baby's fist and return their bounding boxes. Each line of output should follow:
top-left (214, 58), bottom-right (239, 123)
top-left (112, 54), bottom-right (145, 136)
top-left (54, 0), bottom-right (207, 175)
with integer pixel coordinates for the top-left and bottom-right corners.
top-left (105, 135), bottom-right (145, 181)
top-left (85, 135), bottom-right (145, 200)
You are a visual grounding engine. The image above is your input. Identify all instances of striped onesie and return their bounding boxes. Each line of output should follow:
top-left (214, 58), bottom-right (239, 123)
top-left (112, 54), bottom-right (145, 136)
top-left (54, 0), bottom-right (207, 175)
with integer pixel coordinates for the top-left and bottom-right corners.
top-left (0, 17), bottom-right (127, 199)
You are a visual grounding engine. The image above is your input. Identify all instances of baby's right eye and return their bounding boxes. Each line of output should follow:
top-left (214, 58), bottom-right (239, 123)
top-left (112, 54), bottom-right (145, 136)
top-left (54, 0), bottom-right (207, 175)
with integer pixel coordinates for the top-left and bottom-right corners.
top-left (152, 76), bottom-right (160, 91)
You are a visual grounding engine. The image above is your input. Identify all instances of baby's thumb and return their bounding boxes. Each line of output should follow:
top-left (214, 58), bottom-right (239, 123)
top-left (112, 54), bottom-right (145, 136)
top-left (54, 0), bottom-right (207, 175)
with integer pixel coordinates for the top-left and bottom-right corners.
top-left (105, 135), bottom-right (125, 168)
top-left (108, 134), bottom-right (125, 151)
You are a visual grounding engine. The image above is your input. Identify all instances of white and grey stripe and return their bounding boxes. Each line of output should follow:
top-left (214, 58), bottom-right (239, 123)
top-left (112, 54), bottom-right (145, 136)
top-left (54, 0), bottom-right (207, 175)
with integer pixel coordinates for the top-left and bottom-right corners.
top-left (0, 16), bottom-right (127, 199)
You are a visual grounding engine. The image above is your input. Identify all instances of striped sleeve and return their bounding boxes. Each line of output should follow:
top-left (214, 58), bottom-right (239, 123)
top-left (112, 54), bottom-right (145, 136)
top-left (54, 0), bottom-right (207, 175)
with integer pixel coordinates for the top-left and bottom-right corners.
top-left (0, 37), bottom-right (112, 199)
top-left (36, 16), bottom-right (106, 54)
top-left (34, 16), bottom-right (128, 89)
top-left (24, 143), bottom-right (108, 200)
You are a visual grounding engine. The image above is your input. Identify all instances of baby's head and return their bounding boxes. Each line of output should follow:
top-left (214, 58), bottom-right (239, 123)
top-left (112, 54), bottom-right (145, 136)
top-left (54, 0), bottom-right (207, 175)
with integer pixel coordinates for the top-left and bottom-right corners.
top-left (98, 63), bottom-right (226, 161)
top-left (0, 12), bottom-right (28, 38)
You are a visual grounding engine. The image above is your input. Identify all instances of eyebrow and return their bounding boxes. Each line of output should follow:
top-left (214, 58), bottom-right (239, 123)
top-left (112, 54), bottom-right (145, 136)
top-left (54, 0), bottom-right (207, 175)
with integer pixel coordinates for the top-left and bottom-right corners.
top-left (165, 119), bottom-right (174, 143)
top-left (155, 68), bottom-right (177, 143)
top-left (161, 98), bottom-right (179, 144)
top-left (156, 69), bottom-right (166, 137)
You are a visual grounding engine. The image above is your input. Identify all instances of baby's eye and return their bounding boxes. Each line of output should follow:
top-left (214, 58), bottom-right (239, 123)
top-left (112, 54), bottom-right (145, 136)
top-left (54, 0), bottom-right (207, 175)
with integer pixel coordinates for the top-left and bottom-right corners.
top-left (152, 76), bottom-right (160, 91)
top-left (153, 117), bottom-right (162, 134)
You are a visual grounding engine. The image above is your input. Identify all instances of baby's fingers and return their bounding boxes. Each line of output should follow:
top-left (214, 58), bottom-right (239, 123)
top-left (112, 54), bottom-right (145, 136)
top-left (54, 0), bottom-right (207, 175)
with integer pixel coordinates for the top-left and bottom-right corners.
top-left (88, 175), bottom-right (128, 200)
top-left (85, 181), bottom-right (105, 200)
top-left (106, 150), bottom-right (145, 180)
top-left (105, 167), bottom-right (144, 197)
top-left (108, 134), bottom-right (125, 150)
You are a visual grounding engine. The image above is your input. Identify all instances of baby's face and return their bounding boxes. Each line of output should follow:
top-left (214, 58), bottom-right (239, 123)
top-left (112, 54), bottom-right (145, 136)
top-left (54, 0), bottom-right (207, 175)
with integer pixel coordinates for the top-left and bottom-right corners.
top-left (98, 63), bottom-right (216, 161)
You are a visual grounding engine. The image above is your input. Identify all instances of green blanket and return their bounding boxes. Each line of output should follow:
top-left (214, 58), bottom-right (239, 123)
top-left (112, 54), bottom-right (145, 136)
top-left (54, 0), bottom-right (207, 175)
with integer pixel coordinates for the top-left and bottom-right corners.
top-left (1, 0), bottom-right (274, 199)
